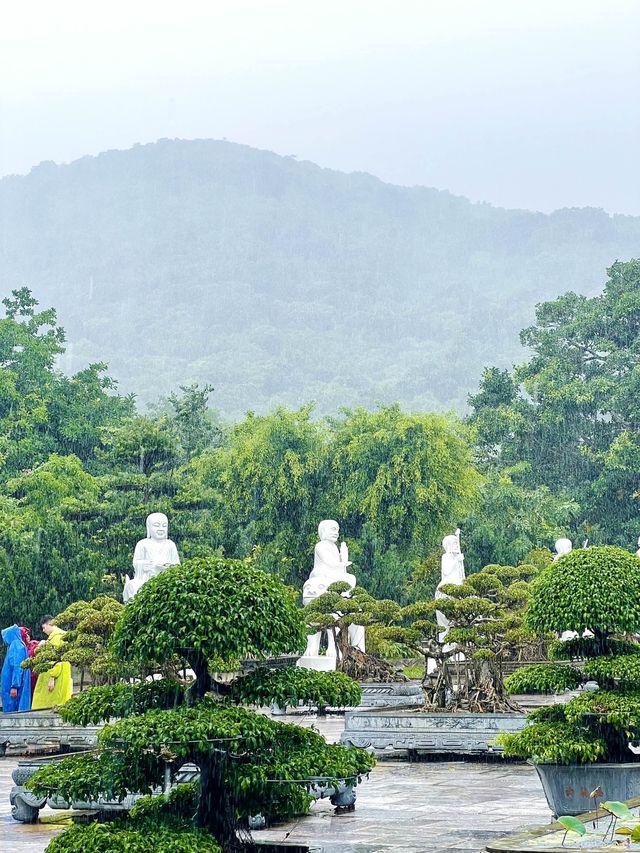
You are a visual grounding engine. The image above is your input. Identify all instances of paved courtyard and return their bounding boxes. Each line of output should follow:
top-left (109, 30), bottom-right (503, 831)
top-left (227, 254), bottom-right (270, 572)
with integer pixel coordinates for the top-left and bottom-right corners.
top-left (0, 713), bottom-right (554, 853)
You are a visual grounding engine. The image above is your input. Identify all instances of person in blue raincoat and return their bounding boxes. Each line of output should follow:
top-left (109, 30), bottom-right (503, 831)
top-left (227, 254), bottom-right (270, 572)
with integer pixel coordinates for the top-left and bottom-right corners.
top-left (1, 624), bottom-right (30, 712)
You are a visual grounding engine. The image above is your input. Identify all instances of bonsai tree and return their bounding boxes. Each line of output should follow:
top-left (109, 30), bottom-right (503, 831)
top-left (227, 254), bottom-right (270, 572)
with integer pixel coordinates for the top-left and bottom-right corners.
top-left (28, 557), bottom-right (374, 852)
top-left (498, 546), bottom-right (640, 764)
top-left (382, 562), bottom-right (543, 711)
top-left (24, 595), bottom-right (126, 689)
top-left (301, 582), bottom-right (402, 681)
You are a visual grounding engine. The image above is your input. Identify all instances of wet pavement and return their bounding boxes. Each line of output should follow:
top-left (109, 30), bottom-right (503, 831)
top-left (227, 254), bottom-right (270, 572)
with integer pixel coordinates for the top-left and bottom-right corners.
top-left (0, 712), bottom-right (553, 853)
top-left (0, 759), bottom-right (69, 852)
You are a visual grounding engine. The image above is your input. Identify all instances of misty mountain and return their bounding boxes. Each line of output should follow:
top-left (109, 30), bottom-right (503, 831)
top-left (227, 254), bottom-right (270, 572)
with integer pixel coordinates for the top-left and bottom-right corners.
top-left (1, 138), bottom-right (638, 418)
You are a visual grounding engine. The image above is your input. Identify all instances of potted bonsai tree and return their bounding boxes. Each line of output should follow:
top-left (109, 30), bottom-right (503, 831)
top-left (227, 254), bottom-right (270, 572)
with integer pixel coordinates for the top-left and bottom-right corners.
top-left (497, 545), bottom-right (640, 816)
top-left (26, 557), bottom-right (374, 852)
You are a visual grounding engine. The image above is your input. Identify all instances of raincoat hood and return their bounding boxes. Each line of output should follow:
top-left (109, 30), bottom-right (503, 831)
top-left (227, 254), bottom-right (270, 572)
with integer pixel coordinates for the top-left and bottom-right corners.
top-left (2, 624), bottom-right (23, 647)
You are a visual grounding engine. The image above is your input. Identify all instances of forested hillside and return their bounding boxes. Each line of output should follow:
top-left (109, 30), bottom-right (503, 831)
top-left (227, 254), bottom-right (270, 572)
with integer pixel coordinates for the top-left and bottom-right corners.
top-left (1, 139), bottom-right (638, 417)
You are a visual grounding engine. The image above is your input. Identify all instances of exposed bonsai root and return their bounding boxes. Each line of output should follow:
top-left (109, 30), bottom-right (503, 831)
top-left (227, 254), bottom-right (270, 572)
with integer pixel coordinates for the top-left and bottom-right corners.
top-left (339, 647), bottom-right (399, 682)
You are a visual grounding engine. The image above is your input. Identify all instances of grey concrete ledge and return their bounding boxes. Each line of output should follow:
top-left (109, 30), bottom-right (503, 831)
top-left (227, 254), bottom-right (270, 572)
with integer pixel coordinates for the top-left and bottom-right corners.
top-left (341, 708), bottom-right (526, 756)
top-left (0, 710), bottom-right (102, 755)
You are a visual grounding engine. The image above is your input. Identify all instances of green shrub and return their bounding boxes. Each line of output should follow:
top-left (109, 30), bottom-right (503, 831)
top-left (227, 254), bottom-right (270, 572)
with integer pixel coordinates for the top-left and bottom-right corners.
top-left (32, 558), bottom-right (374, 851)
top-left (527, 546), bottom-right (640, 636)
top-left (549, 636), bottom-right (640, 660)
top-left (130, 783), bottom-right (198, 824)
top-left (45, 818), bottom-right (221, 853)
top-left (496, 720), bottom-right (605, 764)
top-left (229, 666), bottom-right (361, 709)
top-left (583, 655), bottom-right (640, 690)
top-left (112, 557), bottom-right (307, 693)
top-left (59, 679), bottom-right (185, 726)
top-left (504, 663), bottom-right (581, 695)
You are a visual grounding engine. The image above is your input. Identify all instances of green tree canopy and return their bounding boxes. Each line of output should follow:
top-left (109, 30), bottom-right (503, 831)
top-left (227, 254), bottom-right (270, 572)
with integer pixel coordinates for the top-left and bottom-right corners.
top-left (113, 557), bottom-right (307, 696)
top-left (527, 545), bottom-right (640, 636)
top-left (468, 259), bottom-right (640, 547)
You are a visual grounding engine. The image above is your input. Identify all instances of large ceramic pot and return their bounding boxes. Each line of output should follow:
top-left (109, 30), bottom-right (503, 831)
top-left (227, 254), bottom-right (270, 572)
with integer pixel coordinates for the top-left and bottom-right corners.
top-left (534, 762), bottom-right (640, 816)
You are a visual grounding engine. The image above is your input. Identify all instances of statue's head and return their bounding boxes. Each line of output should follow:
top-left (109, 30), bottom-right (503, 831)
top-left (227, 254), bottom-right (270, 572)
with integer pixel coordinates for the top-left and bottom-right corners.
top-left (442, 534), bottom-right (460, 555)
top-left (146, 512), bottom-right (169, 540)
top-left (318, 519), bottom-right (340, 543)
top-left (555, 537), bottom-right (572, 556)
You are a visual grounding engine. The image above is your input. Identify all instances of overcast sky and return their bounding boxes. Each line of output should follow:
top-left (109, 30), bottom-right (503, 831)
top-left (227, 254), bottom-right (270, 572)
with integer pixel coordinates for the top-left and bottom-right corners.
top-left (1, 0), bottom-right (638, 214)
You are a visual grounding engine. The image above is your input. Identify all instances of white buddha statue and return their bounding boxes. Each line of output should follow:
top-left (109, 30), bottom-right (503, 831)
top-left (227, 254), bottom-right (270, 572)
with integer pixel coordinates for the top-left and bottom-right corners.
top-left (298, 520), bottom-right (365, 669)
top-left (435, 529), bottom-right (465, 641)
top-left (123, 512), bottom-right (181, 602)
top-left (307, 519), bottom-right (356, 591)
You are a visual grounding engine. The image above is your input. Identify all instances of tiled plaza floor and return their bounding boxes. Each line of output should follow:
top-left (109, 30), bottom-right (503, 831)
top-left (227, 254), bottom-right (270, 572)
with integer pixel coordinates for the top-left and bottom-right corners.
top-left (0, 712), bottom-right (553, 853)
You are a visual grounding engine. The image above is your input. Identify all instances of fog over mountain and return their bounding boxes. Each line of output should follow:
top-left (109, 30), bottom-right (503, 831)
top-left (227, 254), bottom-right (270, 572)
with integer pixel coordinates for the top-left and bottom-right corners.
top-left (1, 138), bottom-right (638, 418)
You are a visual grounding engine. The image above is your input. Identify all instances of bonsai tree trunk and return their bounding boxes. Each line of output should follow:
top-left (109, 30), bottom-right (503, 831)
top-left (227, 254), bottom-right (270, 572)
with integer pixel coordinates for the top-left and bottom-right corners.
top-left (422, 646), bottom-right (455, 709)
top-left (196, 751), bottom-right (240, 851)
top-left (188, 654), bottom-right (213, 701)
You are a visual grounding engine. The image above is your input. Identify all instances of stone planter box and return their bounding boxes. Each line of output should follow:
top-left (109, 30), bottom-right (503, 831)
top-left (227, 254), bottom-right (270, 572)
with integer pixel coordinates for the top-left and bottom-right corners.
top-left (0, 710), bottom-right (102, 756)
top-left (533, 761), bottom-right (640, 817)
top-left (341, 708), bottom-right (526, 756)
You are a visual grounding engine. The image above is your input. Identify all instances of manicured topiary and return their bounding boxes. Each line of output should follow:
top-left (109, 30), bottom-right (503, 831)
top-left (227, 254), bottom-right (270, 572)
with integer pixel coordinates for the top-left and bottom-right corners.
top-left (113, 557), bottom-right (307, 697)
top-left (44, 815), bottom-right (222, 853)
top-left (527, 546), bottom-right (640, 637)
top-left (23, 596), bottom-right (127, 687)
top-left (58, 679), bottom-right (184, 726)
top-left (387, 561), bottom-right (545, 711)
top-left (504, 663), bottom-right (582, 695)
top-left (498, 546), bottom-right (640, 764)
top-left (229, 666), bottom-right (361, 710)
top-left (30, 557), bottom-right (373, 852)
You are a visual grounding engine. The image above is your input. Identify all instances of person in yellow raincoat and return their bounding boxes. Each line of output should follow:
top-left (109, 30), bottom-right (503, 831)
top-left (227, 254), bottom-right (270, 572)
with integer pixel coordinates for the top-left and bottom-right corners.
top-left (31, 615), bottom-right (73, 710)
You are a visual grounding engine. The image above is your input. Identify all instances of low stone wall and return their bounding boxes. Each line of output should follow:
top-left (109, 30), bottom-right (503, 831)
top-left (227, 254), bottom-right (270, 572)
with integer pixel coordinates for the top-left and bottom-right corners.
top-left (0, 710), bottom-right (102, 755)
top-left (341, 708), bottom-right (527, 756)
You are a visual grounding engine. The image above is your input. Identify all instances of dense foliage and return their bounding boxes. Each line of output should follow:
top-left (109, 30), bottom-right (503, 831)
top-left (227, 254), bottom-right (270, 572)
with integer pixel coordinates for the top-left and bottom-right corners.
top-left (0, 297), bottom-right (483, 628)
top-left (229, 666), bottom-right (361, 711)
top-left (469, 259), bottom-right (640, 549)
top-left (45, 819), bottom-right (222, 853)
top-left (527, 546), bottom-right (640, 636)
top-left (113, 558), bottom-right (307, 696)
top-left (23, 596), bottom-right (126, 687)
top-left (503, 663), bottom-right (582, 695)
top-left (498, 547), bottom-right (640, 764)
top-left (58, 679), bottom-right (185, 726)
